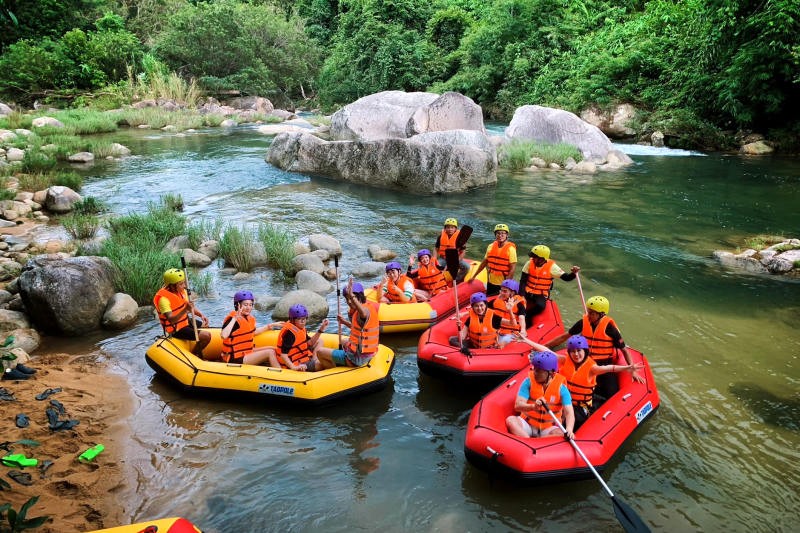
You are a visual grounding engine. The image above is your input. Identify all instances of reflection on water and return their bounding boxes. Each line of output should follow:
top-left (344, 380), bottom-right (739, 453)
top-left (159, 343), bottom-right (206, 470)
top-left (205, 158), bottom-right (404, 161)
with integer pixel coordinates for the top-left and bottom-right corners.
top-left (75, 127), bottom-right (800, 531)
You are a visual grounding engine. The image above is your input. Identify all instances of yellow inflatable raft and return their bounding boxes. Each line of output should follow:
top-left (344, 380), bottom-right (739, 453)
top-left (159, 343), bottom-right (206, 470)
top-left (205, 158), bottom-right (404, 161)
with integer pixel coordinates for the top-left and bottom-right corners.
top-left (145, 330), bottom-right (394, 405)
top-left (364, 259), bottom-right (487, 333)
top-left (89, 516), bottom-right (201, 532)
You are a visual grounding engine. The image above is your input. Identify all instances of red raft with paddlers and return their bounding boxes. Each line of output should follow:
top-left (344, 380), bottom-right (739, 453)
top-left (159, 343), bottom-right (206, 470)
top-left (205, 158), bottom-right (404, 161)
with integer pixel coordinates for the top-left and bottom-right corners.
top-left (416, 299), bottom-right (565, 382)
top-left (463, 346), bottom-right (659, 483)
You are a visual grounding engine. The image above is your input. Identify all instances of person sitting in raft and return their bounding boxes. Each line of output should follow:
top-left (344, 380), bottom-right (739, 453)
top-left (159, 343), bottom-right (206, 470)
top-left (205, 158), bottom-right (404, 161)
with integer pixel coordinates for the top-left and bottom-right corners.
top-left (276, 304), bottom-right (329, 372)
top-left (491, 279), bottom-right (527, 347)
top-left (519, 245), bottom-right (580, 328)
top-left (435, 217), bottom-right (461, 269)
top-left (514, 334), bottom-right (643, 430)
top-left (220, 290), bottom-right (283, 367)
top-left (467, 223), bottom-right (517, 296)
top-left (316, 279), bottom-right (381, 369)
top-left (154, 268), bottom-right (212, 359)
top-left (407, 249), bottom-right (448, 302)
top-left (546, 295), bottom-right (644, 405)
top-left (449, 292), bottom-right (504, 350)
top-left (506, 351), bottom-right (575, 439)
top-left (377, 261), bottom-right (416, 303)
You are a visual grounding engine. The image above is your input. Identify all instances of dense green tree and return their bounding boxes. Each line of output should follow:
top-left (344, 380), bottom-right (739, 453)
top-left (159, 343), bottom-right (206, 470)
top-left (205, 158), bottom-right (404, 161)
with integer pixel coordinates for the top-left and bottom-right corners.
top-left (0, 0), bottom-right (113, 52)
top-left (316, 0), bottom-right (436, 107)
top-left (153, 0), bottom-right (321, 105)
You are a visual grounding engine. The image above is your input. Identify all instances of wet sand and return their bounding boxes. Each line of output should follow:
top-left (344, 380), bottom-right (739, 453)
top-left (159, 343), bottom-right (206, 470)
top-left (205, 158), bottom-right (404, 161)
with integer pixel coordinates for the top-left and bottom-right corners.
top-left (1, 352), bottom-right (133, 532)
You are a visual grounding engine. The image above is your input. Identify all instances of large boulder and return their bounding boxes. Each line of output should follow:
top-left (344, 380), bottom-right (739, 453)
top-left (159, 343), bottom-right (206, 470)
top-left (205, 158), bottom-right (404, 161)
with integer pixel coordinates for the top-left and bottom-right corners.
top-left (18, 256), bottom-right (116, 335)
top-left (331, 91), bottom-right (439, 141)
top-left (45, 185), bottom-right (82, 213)
top-left (102, 293), bottom-right (139, 330)
top-left (267, 131), bottom-right (496, 194)
top-left (580, 104), bottom-right (637, 138)
top-left (506, 105), bottom-right (614, 161)
top-left (331, 91), bottom-right (485, 142)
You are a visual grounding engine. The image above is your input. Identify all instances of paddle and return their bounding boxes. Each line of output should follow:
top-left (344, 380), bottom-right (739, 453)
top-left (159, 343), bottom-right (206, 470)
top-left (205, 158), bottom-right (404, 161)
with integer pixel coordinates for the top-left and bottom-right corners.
top-left (455, 224), bottom-right (473, 249)
top-left (576, 271), bottom-right (588, 314)
top-left (334, 254), bottom-right (342, 349)
top-left (544, 405), bottom-right (651, 533)
top-left (446, 248), bottom-right (469, 355)
top-left (180, 256), bottom-right (199, 342)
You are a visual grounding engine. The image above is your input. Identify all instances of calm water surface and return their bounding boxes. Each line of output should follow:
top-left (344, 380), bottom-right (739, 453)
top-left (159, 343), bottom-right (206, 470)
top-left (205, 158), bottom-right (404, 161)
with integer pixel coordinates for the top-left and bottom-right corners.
top-left (44, 126), bottom-right (799, 531)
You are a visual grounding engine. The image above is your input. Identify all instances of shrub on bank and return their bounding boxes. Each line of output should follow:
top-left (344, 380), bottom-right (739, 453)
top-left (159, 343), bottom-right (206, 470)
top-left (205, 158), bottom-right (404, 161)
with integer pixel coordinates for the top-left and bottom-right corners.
top-left (258, 222), bottom-right (295, 277)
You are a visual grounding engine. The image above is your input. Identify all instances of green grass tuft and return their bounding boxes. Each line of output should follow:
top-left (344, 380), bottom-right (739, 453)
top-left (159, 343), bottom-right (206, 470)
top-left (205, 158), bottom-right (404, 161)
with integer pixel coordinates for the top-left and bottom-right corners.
top-left (62, 213), bottom-right (101, 239)
top-left (498, 140), bottom-right (583, 170)
top-left (257, 222), bottom-right (295, 276)
top-left (219, 223), bottom-right (256, 272)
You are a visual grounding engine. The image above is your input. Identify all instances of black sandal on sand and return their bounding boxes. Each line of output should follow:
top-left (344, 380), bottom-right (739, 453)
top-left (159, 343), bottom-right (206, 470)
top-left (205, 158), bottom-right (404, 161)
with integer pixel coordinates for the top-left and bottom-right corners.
top-left (7, 470), bottom-right (33, 486)
top-left (0, 387), bottom-right (14, 401)
top-left (35, 387), bottom-right (62, 401)
top-left (15, 413), bottom-right (29, 428)
top-left (49, 399), bottom-right (66, 415)
top-left (45, 407), bottom-right (79, 431)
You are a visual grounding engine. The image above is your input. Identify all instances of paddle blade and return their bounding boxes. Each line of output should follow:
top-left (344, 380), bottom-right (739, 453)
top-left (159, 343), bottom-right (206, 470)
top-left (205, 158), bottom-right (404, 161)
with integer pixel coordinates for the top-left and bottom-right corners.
top-left (612, 496), bottom-right (651, 533)
top-left (455, 225), bottom-right (473, 249)
top-left (445, 248), bottom-right (460, 279)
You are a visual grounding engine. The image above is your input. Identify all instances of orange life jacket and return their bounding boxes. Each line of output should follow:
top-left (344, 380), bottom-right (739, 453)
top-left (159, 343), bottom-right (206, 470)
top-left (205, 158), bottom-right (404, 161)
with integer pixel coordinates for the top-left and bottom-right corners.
top-left (491, 295), bottom-right (525, 335)
top-left (524, 258), bottom-right (555, 297)
top-left (467, 308), bottom-right (498, 348)
top-left (221, 312), bottom-right (256, 362)
top-left (559, 356), bottom-right (597, 407)
top-left (277, 322), bottom-right (312, 367)
top-left (437, 229), bottom-right (460, 258)
top-left (385, 274), bottom-right (417, 303)
top-left (415, 262), bottom-right (448, 295)
top-left (153, 287), bottom-right (190, 334)
top-left (347, 301), bottom-right (380, 356)
top-left (486, 241), bottom-right (516, 278)
top-left (581, 314), bottom-right (617, 365)
top-left (521, 372), bottom-right (567, 429)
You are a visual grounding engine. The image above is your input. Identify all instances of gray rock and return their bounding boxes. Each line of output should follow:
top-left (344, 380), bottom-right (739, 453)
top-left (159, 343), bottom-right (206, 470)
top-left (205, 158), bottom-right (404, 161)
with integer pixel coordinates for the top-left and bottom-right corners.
top-left (295, 269), bottom-right (333, 295)
top-left (227, 96), bottom-right (274, 114)
top-left (267, 132), bottom-right (496, 194)
top-left (44, 185), bottom-right (82, 213)
top-left (367, 245), bottom-right (397, 262)
top-left (0, 102), bottom-right (11, 116)
top-left (651, 131), bottom-right (665, 147)
top-left (307, 234), bottom-right (342, 257)
top-left (68, 152), bottom-right (95, 163)
top-left (181, 248), bottom-right (212, 267)
top-left (4, 328), bottom-right (40, 354)
top-left (406, 91), bottom-right (485, 137)
top-left (31, 116), bottom-right (64, 128)
top-left (352, 261), bottom-right (387, 277)
top-left (254, 296), bottom-right (281, 312)
top-left (0, 261), bottom-right (23, 281)
top-left (0, 309), bottom-right (31, 330)
top-left (102, 293), bottom-right (139, 330)
top-left (291, 253), bottom-right (325, 275)
top-left (18, 256), bottom-right (116, 335)
top-left (220, 119), bottom-right (238, 128)
top-left (740, 141), bottom-right (773, 155)
top-left (506, 105), bottom-right (613, 161)
top-left (580, 104), bottom-right (637, 138)
top-left (331, 91), bottom-right (439, 141)
top-left (197, 240), bottom-right (219, 260)
top-left (272, 290), bottom-right (328, 320)
top-left (6, 147), bottom-right (24, 162)
top-left (0, 290), bottom-right (12, 305)
top-left (108, 143), bottom-right (131, 157)
top-left (164, 235), bottom-right (191, 254)
top-left (712, 250), bottom-right (769, 274)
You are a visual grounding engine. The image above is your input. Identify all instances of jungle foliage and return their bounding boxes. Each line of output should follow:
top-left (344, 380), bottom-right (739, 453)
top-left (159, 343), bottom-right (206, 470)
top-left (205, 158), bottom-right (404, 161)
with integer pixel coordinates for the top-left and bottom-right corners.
top-left (1, 0), bottom-right (798, 146)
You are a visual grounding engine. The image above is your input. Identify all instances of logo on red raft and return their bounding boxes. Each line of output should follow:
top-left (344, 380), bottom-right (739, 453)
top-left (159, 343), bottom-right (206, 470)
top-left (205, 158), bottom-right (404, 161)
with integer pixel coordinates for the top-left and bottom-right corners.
top-left (258, 383), bottom-right (295, 396)
top-left (635, 401), bottom-right (653, 424)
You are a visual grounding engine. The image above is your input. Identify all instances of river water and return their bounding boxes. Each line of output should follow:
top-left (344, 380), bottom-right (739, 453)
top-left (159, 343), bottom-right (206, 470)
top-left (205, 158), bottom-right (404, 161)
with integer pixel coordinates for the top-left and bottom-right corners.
top-left (46, 125), bottom-right (800, 531)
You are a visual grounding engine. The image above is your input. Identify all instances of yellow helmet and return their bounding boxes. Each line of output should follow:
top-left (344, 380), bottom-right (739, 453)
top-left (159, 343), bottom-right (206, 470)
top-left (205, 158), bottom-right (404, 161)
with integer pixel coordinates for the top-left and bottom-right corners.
top-left (494, 223), bottom-right (509, 233)
top-left (530, 245), bottom-right (550, 260)
top-left (586, 296), bottom-right (610, 314)
top-left (163, 268), bottom-right (185, 285)
top-left (444, 218), bottom-right (458, 227)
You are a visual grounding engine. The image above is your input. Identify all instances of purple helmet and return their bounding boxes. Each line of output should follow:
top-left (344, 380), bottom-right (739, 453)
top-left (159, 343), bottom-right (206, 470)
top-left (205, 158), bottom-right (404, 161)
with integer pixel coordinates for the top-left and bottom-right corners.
top-left (234, 290), bottom-right (254, 303)
top-left (470, 292), bottom-right (487, 305)
top-left (501, 279), bottom-right (519, 293)
top-left (566, 335), bottom-right (589, 351)
top-left (385, 261), bottom-right (403, 272)
top-left (417, 249), bottom-right (432, 259)
top-left (288, 304), bottom-right (308, 319)
top-left (530, 351), bottom-right (558, 372)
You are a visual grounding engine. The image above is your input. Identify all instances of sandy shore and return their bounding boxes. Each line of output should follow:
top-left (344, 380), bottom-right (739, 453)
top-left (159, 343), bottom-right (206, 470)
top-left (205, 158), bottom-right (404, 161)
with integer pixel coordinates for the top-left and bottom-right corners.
top-left (1, 352), bottom-right (133, 532)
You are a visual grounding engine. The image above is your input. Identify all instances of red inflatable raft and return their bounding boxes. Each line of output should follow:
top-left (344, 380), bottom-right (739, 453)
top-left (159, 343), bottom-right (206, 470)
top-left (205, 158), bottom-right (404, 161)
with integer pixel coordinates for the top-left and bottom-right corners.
top-left (464, 347), bottom-right (659, 483)
top-left (416, 299), bottom-right (564, 383)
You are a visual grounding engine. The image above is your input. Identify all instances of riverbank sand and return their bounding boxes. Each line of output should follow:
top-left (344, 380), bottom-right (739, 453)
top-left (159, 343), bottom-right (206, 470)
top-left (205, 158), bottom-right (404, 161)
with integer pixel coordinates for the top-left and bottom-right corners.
top-left (1, 352), bottom-right (132, 532)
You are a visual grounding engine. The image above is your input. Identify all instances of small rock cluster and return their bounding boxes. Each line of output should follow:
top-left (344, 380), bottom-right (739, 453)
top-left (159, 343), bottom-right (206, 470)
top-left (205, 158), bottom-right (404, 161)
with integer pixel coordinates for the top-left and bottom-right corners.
top-left (713, 238), bottom-right (800, 277)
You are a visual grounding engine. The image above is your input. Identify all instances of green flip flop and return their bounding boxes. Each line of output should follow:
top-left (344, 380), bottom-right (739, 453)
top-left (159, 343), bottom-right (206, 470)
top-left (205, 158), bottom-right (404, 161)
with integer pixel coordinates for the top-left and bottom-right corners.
top-left (1, 453), bottom-right (38, 468)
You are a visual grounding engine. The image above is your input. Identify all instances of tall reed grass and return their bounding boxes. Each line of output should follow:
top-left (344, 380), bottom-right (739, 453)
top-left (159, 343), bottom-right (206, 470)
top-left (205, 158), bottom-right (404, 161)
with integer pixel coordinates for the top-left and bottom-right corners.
top-left (257, 223), bottom-right (295, 276)
top-left (62, 213), bottom-right (101, 239)
top-left (122, 53), bottom-right (202, 106)
top-left (498, 140), bottom-right (583, 170)
top-left (187, 218), bottom-right (224, 249)
top-left (219, 224), bottom-right (256, 272)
